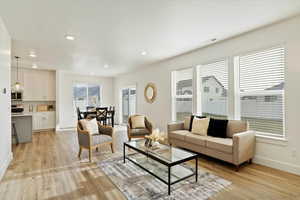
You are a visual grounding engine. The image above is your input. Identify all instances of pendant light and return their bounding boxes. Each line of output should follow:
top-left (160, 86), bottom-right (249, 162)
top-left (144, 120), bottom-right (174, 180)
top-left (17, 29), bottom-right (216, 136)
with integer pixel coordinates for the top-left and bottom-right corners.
top-left (13, 56), bottom-right (22, 91)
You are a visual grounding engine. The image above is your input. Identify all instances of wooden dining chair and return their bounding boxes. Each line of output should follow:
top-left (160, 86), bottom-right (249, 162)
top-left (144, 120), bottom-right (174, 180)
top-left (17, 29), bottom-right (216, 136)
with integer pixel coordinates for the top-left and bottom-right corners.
top-left (86, 106), bottom-right (97, 119)
top-left (76, 107), bottom-right (84, 120)
top-left (107, 106), bottom-right (115, 127)
top-left (96, 107), bottom-right (108, 125)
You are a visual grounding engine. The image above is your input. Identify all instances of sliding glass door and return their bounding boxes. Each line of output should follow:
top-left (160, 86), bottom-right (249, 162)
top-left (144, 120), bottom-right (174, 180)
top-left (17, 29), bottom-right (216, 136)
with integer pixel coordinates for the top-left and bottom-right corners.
top-left (121, 87), bottom-right (136, 123)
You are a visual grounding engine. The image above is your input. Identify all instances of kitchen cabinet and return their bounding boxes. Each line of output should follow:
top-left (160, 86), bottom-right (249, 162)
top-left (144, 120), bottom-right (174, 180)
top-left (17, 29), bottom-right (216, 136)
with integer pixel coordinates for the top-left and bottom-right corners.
top-left (13, 68), bottom-right (56, 101)
top-left (33, 111), bottom-right (56, 131)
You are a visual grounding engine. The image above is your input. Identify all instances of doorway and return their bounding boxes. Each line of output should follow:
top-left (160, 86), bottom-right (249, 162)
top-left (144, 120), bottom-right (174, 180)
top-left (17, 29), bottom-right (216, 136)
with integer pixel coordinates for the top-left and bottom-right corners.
top-left (121, 87), bottom-right (136, 124)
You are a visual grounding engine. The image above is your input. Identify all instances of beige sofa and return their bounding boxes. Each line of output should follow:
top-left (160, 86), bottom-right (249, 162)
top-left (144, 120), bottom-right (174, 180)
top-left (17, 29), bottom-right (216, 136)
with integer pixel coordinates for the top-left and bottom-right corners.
top-left (168, 118), bottom-right (255, 170)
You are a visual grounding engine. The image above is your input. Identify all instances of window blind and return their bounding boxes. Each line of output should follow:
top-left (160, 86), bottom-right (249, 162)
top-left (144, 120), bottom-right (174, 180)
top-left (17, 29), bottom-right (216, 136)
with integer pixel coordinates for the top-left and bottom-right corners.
top-left (199, 60), bottom-right (228, 118)
top-left (238, 47), bottom-right (285, 137)
top-left (172, 68), bottom-right (193, 121)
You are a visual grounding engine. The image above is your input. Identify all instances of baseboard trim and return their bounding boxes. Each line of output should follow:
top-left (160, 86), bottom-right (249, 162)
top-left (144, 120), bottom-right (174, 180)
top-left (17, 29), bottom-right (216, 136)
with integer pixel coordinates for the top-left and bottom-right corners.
top-left (253, 155), bottom-right (300, 176)
top-left (0, 152), bottom-right (13, 181)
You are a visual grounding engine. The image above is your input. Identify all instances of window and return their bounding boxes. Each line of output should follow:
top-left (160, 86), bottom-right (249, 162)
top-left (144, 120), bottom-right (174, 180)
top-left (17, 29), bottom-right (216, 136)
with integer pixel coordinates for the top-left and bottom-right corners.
top-left (215, 88), bottom-right (219, 94)
top-left (73, 83), bottom-right (101, 110)
top-left (172, 68), bottom-right (193, 121)
top-left (237, 47), bottom-right (285, 138)
top-left (204, 86), bottom-right (210, 93)
top-left (198, 60), bottom-right (228, 119)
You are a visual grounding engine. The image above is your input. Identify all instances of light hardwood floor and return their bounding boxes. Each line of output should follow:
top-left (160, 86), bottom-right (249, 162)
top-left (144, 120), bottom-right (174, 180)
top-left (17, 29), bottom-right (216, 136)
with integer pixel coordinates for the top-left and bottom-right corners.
top-left (1, 130), bottom-right (300, 200)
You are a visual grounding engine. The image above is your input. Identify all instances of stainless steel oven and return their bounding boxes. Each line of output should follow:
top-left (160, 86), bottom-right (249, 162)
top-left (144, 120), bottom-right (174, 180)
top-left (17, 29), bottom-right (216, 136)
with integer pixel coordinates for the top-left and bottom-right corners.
top-left (11, 92), bottom-right (22, 101)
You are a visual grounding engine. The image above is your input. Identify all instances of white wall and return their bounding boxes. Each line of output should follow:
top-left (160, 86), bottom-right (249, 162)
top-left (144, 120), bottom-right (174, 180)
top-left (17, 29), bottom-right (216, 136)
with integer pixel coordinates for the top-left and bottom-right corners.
top-left (56, 70), bottom-right (114, 129)
top-left (114, 16), bottom-right (300, 175)
top-left (0, 18), bottom-right (12, 180)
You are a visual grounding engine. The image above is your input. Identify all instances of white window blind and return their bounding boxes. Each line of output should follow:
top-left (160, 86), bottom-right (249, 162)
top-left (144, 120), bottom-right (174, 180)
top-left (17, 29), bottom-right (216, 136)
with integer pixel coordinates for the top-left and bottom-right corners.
top-left (172, 68), bottom-right (193, 121)
top-left (198, 60), bottom-right (228, 119)
top-left (238, 47), bottom-right (285, 138)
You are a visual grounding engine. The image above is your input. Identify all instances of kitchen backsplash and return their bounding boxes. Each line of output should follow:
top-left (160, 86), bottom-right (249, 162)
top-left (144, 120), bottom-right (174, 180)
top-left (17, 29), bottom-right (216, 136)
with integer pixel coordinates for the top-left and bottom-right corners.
top-left (22, 101), bottom-right (56, 113)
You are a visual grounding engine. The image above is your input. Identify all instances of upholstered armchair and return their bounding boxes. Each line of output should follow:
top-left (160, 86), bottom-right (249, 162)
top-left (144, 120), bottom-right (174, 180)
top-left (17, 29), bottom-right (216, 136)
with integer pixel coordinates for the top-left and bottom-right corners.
top-left (77, 120), bottom-right (114, 162)
top-left (127, 114), bottom-right (153, 141)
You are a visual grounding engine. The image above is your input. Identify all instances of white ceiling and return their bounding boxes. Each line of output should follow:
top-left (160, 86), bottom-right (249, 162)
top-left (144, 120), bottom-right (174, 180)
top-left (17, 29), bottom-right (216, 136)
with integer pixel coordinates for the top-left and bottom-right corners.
top-left (1, 0), bottom-right (300, 76)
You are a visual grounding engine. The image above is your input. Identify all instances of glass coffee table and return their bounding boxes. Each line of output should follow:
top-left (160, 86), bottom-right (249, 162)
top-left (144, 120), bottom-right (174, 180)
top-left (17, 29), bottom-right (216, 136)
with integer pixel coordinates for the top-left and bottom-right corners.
top-left (123, 139), bottom-right (198, 195)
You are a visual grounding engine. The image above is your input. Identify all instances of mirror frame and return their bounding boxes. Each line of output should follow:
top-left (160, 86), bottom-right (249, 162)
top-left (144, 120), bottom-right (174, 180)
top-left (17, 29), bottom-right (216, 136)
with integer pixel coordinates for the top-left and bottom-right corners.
top-left (144, 83), bottom-right (157, 104)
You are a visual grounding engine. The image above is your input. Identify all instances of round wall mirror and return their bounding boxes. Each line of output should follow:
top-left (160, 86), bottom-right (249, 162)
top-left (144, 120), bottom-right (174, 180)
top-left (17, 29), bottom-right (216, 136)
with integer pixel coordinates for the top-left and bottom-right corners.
top-left (144, 83), bottom-right (157, 103)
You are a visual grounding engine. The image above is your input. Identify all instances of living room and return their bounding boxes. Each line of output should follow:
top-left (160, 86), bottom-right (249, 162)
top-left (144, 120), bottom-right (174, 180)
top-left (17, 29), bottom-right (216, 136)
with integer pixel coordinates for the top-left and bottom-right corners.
top-left (1, 1), bottom-right (300, 199)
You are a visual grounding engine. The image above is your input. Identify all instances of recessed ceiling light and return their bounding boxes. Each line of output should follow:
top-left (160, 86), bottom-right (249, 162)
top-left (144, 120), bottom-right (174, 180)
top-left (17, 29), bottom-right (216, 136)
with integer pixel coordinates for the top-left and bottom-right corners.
top-left (104, 64), bottom-right (109, 68)
top-left (65, 34), bottom-right (75, 40)
top-left (141, 51), bottom-right (147, 56)
top-left (32, 64), bottom-right (38, 69)
top-left (29, 52), bottom-right (36, 57)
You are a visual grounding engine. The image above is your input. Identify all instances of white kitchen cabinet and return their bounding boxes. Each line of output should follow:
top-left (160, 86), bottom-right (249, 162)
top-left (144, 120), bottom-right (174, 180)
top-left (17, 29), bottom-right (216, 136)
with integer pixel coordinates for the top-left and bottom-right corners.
top-left (19, 68), bottom-right (56, 101)
top-left (33, 111), bottom-right (56, 131)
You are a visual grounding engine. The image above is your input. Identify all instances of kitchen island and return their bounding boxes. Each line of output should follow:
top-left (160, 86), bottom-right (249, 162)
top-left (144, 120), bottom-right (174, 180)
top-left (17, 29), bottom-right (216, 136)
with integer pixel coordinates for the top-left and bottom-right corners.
top-left (11, 113), bottom-right (33, 144)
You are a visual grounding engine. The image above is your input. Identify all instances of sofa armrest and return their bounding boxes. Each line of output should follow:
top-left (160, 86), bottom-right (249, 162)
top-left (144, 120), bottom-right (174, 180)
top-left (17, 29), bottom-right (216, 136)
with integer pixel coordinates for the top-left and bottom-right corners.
top-left (167, 122), bottom-right (184, 137)
top-left (233, 130), bottom-right (256, 165)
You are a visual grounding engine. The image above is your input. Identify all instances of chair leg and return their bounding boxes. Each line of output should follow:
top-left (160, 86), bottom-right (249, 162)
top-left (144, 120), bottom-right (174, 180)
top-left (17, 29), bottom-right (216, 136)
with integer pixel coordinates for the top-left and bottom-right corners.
top-left (96, 147), bottom-right (99, 152)
top-left (89, 148), bottom-right (92, 162)
top-left (110, 143), bottom-right (114, 153)
top-left (78, 147), bottom-right (82, 158)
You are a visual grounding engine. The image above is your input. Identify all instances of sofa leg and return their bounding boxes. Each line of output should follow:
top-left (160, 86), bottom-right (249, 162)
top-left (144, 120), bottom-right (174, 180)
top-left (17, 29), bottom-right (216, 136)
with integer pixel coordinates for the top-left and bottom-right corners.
top-left (235, 165), bottom-right (240, 172)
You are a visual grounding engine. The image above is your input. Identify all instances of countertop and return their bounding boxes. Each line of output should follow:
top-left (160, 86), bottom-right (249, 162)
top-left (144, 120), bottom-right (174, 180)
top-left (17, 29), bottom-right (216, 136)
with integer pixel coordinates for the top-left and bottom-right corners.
top-left (12, 113), bottom-right (33, 117)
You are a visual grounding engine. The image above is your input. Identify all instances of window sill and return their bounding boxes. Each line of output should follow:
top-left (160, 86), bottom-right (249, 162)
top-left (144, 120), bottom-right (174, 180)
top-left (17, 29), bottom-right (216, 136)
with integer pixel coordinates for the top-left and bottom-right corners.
top-left (255, 134), bottom-right (288, 146)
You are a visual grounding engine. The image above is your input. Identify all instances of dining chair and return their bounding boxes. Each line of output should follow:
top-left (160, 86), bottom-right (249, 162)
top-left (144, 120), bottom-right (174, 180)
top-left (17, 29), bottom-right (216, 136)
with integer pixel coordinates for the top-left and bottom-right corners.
top-left (107, 106), bottom-right (115, 127)
top-left (86, 106), bottom-right (97, 119)
top-left (76, 107), bottom-right (84, 120)
top-left (96, 107), bottom-right (108, 125)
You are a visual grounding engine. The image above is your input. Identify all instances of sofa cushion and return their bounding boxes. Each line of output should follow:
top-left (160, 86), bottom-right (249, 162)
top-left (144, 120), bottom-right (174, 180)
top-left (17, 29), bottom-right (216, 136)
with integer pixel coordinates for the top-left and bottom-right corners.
top-left (207, 118), bottom-right (228, 138)
top-left (191, 118), bottom-right (210, 136)
top-left (189, 115), bottom-right (206, 131)
top-left (184, 133), bottom-right (206, 146)
top-left (227, 120), bottom-right (249, 138)
top-left (131, 128), bottom-right (150, 136)
top-left (183, 117), bottom-right (191, 130)
top-left (169, 130), bottom-right (190, 140)
top-left (131, 115), bottom-right (146, 128)
top-left (206, 136), bottom-right (233, 154)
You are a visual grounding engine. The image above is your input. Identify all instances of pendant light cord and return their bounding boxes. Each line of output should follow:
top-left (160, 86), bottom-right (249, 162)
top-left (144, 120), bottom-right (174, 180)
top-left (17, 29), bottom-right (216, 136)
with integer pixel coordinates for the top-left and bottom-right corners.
top-left (15, 56), bottom-right (19, 82)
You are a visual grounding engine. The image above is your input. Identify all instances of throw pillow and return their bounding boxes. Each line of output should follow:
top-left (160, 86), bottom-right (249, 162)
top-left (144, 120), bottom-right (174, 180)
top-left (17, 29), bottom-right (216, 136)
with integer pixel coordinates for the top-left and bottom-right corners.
top-left (189, 115), bottom-right (206, 132)
top-left (80, 118), bottom-right (98, 134)
top-left (207, 118), bottom-right (228, 138)
top-left (191, 118), bottom-right (210, 136)
top-left (183, 116), bottom-right (190, 130)
top-left (131, 115), bottom-right (146, 128)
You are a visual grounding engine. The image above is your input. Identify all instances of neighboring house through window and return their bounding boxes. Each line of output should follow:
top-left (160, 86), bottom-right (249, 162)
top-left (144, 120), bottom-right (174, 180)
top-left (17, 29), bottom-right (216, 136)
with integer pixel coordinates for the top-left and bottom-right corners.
top-left (198, 60), bottom-right (228, 119)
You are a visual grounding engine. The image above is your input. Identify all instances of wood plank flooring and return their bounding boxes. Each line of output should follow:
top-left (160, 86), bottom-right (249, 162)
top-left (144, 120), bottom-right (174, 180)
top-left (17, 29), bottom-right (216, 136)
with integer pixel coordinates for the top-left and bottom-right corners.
top-left (1, 129), bottom-right (300, 200)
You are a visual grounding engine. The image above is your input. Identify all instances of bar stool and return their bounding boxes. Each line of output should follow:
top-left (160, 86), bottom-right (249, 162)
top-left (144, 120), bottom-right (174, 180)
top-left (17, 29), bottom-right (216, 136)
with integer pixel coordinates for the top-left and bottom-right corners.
top-left (12, 121), bottom-right (19, 145)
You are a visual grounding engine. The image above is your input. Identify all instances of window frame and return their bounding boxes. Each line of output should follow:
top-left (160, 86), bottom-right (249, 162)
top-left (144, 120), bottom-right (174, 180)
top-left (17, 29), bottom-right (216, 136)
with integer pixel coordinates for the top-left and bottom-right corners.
top-left (196, 58), bottom-right (229, 118)
top-left (234, 45), bottom-right (286, 139)
top-left (171, 67), bottom-right (194, 122)
top-left (73, 82), bottom-right (103, 111)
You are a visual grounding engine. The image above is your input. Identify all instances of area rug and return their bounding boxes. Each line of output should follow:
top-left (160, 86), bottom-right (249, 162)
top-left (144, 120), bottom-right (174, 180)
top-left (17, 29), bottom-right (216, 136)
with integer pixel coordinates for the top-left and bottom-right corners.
top-left (98, 155), bottom-right (231, 200)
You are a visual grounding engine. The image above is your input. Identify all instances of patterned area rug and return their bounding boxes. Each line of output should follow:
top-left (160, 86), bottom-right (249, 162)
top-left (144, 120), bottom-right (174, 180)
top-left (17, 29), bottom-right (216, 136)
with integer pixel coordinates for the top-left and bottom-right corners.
top-left (98, 156), bottom-right (231, 200)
